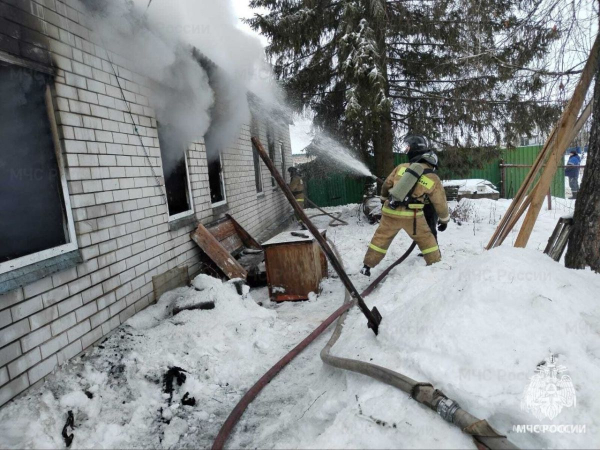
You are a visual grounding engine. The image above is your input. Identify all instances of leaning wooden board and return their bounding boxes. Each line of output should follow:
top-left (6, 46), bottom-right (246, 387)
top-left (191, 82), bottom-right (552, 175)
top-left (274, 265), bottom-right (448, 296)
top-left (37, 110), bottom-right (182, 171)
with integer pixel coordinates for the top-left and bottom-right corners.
top-left (190, 223), bottom-right (248, 280)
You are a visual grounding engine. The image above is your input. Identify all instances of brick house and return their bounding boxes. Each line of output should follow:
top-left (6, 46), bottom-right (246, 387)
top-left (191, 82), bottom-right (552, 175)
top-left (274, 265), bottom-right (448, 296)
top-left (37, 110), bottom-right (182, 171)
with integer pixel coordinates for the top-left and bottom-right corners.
top-left (0, 0), bottom-right (294, 406)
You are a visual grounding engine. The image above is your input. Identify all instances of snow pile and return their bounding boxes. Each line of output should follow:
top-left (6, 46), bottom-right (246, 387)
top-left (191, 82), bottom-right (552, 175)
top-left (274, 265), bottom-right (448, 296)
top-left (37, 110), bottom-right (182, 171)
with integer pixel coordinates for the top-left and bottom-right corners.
top-left (0, 275), bottom-right (280, 449)
top-left (328, 246), bottom-right (600, 449)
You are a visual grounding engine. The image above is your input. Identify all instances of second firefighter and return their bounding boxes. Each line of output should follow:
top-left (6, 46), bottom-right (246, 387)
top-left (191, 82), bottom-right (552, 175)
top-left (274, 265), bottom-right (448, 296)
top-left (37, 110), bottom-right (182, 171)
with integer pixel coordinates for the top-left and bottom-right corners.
top-left (361, 135), bottom-right (450, 275)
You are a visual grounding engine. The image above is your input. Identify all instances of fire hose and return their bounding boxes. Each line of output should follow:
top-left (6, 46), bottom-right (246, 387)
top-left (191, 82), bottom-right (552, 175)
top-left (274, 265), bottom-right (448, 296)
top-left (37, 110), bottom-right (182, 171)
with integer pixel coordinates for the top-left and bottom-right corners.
top-left (323, 243), bottom-right (518, 450)
top-left (211, 244), bottom-right (417, 450)
top-left (212, 138), bottom-right (518, 449)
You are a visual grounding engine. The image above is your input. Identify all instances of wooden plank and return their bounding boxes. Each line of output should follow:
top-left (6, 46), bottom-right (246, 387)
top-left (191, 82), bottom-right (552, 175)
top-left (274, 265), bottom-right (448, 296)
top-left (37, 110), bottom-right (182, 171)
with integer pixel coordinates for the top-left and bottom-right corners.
top-left (495, 101), bottom-right (592, 246)
top-left (191, 224), bottom-right (247, 280)
top-left (152, 266), bottom-right (190, 302)
top-left (220, 233), bottom-right (244, 254)
top-left (227, 214), bottom-right (262, 249)
top-left (514, 36), bottom-right (599, 247)
top-left (209, 219), bottom-right (237, 242)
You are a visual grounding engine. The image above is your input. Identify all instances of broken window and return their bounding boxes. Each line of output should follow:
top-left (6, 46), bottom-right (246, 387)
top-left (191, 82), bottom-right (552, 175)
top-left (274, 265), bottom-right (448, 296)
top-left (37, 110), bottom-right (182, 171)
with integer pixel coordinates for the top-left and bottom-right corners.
top-left (206, 143), bottom-right (226, 205)
top-left (0, 63), bottom-right (77, 274)
top-left (157, 123), bottom-right (194, 219)
top-left (267, 122), bottom-right (276, 187)
top-left (251, 115), bottom-right (262, 193)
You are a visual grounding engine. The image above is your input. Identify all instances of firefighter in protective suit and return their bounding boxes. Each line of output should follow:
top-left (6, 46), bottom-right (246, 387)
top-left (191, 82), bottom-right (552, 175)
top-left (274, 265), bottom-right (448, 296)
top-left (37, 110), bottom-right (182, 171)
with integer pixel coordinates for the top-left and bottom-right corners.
top-left (288, 167), bottom-right (304, 206)
top-left (361, 136), bottom-right (449, 275)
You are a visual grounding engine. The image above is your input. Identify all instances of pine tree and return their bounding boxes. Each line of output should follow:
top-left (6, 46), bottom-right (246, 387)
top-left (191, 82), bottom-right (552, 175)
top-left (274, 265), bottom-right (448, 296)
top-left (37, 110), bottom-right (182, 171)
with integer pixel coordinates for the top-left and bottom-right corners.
top-left (248, 0), bottom-right (563, 177)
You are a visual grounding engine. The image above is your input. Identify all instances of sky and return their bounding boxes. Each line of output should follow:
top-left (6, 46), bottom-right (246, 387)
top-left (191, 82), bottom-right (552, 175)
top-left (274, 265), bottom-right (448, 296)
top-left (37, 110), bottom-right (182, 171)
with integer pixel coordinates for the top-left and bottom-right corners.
top-left (231, 0), bottom-right (268, 46)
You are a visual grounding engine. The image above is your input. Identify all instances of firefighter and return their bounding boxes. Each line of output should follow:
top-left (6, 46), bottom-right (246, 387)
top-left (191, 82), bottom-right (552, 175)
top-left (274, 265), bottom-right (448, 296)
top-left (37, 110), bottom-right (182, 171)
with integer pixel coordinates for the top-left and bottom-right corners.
top-left (360, 135), bottom-right (450, 275)
top-left (288, 166), bottom-right (304, 206)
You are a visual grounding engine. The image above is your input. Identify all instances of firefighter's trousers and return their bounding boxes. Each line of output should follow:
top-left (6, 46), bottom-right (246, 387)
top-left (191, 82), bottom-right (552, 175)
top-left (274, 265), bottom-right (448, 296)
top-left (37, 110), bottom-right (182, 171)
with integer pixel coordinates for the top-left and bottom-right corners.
top-left (364, 211), bottom-right (441, 267)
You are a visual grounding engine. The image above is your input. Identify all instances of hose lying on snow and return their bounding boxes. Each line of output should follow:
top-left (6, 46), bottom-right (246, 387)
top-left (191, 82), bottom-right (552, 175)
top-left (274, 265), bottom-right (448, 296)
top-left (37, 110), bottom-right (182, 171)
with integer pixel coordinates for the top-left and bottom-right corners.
top-left (323, 242), bottom-right (519, 450)
top-left (211, 243), bottom-right (416, 450)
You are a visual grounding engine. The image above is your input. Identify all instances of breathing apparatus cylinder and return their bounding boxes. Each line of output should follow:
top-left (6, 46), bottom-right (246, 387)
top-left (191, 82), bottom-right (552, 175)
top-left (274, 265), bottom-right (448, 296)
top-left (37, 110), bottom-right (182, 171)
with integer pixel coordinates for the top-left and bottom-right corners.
top-left (387, 163), bottom-right (424, 210)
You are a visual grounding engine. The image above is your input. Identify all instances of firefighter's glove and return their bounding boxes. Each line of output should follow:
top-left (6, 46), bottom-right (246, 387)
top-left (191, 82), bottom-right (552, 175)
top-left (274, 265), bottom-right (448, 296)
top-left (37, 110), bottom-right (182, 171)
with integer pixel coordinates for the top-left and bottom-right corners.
top-left (437, 221), bottom-right (448, 232)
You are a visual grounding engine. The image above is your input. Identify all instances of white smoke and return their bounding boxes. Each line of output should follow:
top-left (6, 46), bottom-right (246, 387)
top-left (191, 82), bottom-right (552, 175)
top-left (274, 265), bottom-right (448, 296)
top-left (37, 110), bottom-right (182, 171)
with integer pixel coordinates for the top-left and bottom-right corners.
top-left (77, 0), bottom-right (282, 158)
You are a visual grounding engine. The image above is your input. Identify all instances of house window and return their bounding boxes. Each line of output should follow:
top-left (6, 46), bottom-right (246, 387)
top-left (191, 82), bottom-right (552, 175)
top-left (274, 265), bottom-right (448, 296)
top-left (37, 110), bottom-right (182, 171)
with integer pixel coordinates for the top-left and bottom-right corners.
top-left (267, 122), bottom-right (276, 187)
top-left (280, 141), bottom-right (286, 181)
top-left (206, 142), bottom-right (226, 205)
top-left (251, 115), bottom-right (262, 193)
top-left (157, 123), bottom-right (194, 220)
top-left (0, 64), bottom-right (77, 275)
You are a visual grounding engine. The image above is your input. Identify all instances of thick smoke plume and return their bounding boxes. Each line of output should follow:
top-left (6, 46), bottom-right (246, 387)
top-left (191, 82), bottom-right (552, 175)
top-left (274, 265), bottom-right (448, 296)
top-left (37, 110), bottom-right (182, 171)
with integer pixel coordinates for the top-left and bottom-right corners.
top-left (78, 0), bottom-right (282, 161)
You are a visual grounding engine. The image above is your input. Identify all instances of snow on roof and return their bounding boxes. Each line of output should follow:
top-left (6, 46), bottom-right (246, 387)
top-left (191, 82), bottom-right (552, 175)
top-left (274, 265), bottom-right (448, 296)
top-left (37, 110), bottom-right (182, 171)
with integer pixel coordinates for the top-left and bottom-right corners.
top-left (443, 178), bottom-right (499, 194)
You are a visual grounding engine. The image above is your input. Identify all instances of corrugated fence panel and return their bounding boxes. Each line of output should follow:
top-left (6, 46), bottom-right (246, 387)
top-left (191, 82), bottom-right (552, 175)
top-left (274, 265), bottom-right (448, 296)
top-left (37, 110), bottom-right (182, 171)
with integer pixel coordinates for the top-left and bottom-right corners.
top-left (502, 145), bottom-right (565, 199)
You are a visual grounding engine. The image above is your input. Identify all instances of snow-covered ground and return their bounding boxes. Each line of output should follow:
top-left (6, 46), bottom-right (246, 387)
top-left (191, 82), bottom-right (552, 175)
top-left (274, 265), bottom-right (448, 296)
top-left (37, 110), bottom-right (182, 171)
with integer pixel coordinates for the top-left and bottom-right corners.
top-left (1, 198), bottom-right (599, 449)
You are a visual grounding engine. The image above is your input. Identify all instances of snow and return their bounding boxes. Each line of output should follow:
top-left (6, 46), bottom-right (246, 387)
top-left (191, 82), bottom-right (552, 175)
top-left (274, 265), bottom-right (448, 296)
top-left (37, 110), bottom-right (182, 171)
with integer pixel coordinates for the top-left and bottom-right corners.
top-left (261, 229), bottom-right (326, 246)
top-left (443, 178), bottom-right (499, 194)
top-left (1, 199), bottom-right (599, 449)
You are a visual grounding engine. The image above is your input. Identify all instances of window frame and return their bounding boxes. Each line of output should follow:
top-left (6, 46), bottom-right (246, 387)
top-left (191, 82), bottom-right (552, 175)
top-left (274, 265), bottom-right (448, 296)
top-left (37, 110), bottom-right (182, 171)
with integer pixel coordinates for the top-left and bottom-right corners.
top-left (280, 140), bottom-right (286, 181)
top-left (165, 149), bottom-right (195, 223)
top-left (267, 122), bottom-right (277, 188)
top-left (209, 150), bottom-right (228, 208)
top-left (0, 83), bottom-right (78, 276)
top-left (250, 116), bottom-right (263, 194)
top-left (156, 124), bottom-right (195, 223)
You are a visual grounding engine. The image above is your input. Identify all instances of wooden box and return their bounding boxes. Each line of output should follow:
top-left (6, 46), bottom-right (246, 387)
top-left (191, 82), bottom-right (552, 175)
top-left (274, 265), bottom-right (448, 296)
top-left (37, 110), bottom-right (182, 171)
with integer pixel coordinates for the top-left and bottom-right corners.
top-left (262, 230), bottom-right (328, 302)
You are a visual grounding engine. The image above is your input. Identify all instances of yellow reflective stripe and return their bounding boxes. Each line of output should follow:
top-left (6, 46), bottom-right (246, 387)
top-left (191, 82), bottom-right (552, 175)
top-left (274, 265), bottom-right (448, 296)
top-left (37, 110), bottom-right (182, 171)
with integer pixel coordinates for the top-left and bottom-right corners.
top-left (296, 198), bottom-right (304, 202)
top-left (408, 203), bottom-right (425, 209)
top-left (382, 207), bottom-right (424, 217)
top-left (422, 245), bottom-right (439, 255)
top-left (418, 175), bottom-right (435, 189)
top-left (369, 243), bottom-right (387, 254)
top-left (397, 167), bottom-right (407, 176)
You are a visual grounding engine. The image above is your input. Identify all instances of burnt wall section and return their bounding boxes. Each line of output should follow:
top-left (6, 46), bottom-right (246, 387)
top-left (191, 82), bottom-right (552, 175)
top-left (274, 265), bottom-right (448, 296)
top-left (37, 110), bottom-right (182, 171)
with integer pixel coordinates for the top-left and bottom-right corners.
top-left (0, 0), bottom-right (293, 406)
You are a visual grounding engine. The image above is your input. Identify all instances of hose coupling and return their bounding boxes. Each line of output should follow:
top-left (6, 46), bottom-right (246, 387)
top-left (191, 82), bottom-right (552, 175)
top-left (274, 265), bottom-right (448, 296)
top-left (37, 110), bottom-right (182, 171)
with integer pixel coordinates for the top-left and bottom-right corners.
top-left (437, 397), bottom-right (460, 423)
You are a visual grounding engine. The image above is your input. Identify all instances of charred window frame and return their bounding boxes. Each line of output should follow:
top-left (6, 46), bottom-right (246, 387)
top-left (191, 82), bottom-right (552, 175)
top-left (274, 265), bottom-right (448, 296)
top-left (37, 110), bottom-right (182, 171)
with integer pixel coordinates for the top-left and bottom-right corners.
top-left (250, 115), bottom-right (263, 194)
top-left (267, 122), bottom-right (276, 187)
top-left (157, 123), bottom-right (195, 221)
top-left (280, 141), bottom-right (286, 182)
top-left (0, 63), bottom-right (78, 277)
top-left (206, 143), bottom-right (227, 207)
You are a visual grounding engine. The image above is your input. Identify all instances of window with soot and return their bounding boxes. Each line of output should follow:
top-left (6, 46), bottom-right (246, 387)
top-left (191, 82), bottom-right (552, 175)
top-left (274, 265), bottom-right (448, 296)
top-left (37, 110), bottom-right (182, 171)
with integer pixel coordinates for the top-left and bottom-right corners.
top-left (157, 123), bottom-right (194, 219)
top-left (0, 64), bottom-right (77, 274)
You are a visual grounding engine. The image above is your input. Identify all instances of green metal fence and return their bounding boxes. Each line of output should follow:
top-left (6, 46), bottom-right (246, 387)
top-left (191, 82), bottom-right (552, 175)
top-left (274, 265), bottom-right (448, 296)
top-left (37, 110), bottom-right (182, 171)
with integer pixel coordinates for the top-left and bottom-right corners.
top-left (501, 145), bottom-right (565, 199)
top-left (305, 144), bottom-right (567, 207)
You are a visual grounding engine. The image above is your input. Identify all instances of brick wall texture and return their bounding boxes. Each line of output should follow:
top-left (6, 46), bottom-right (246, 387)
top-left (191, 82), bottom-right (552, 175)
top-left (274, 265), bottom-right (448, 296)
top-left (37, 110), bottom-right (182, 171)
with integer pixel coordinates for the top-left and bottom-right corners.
top-left (0, 0), bottom-right (294, 406)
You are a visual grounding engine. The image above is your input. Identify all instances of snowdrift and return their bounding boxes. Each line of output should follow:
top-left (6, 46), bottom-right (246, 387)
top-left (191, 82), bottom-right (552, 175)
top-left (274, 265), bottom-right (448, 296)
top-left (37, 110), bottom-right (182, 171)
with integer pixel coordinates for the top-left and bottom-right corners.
top-left (307, 246), bottom-right (600, 449)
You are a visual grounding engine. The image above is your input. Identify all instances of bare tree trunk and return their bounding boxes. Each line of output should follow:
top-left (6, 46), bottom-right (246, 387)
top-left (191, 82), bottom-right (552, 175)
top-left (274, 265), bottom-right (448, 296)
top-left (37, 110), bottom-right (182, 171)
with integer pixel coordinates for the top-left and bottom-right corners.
top-left (565, 69), bottom-right (600, 271)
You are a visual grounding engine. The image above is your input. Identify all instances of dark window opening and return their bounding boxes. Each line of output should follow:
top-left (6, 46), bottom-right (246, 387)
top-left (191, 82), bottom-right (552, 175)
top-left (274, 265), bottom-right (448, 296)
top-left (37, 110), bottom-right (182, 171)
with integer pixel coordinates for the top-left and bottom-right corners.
top-left (157, 123), bottom-right (192, 217)
top-left (267, 122), bottom-right (276, 186)
top-left (206, 142), bottom-right (226, 204)
top-left (251, 116), bottom-right (262, 193)
top-left (0, 64), bottom-right (70, 265)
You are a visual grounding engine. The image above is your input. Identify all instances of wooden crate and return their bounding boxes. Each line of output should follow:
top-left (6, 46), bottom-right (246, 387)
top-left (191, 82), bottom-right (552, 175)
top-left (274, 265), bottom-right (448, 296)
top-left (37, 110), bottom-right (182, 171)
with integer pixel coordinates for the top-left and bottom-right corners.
top-left (262, 230), bottom-right (328, 302)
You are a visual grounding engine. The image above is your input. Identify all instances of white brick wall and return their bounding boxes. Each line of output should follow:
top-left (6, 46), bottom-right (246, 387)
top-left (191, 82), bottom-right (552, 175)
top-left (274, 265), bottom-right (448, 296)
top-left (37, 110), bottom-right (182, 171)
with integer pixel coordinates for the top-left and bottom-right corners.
top-left (0, 0), bottom-right (293, 406)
